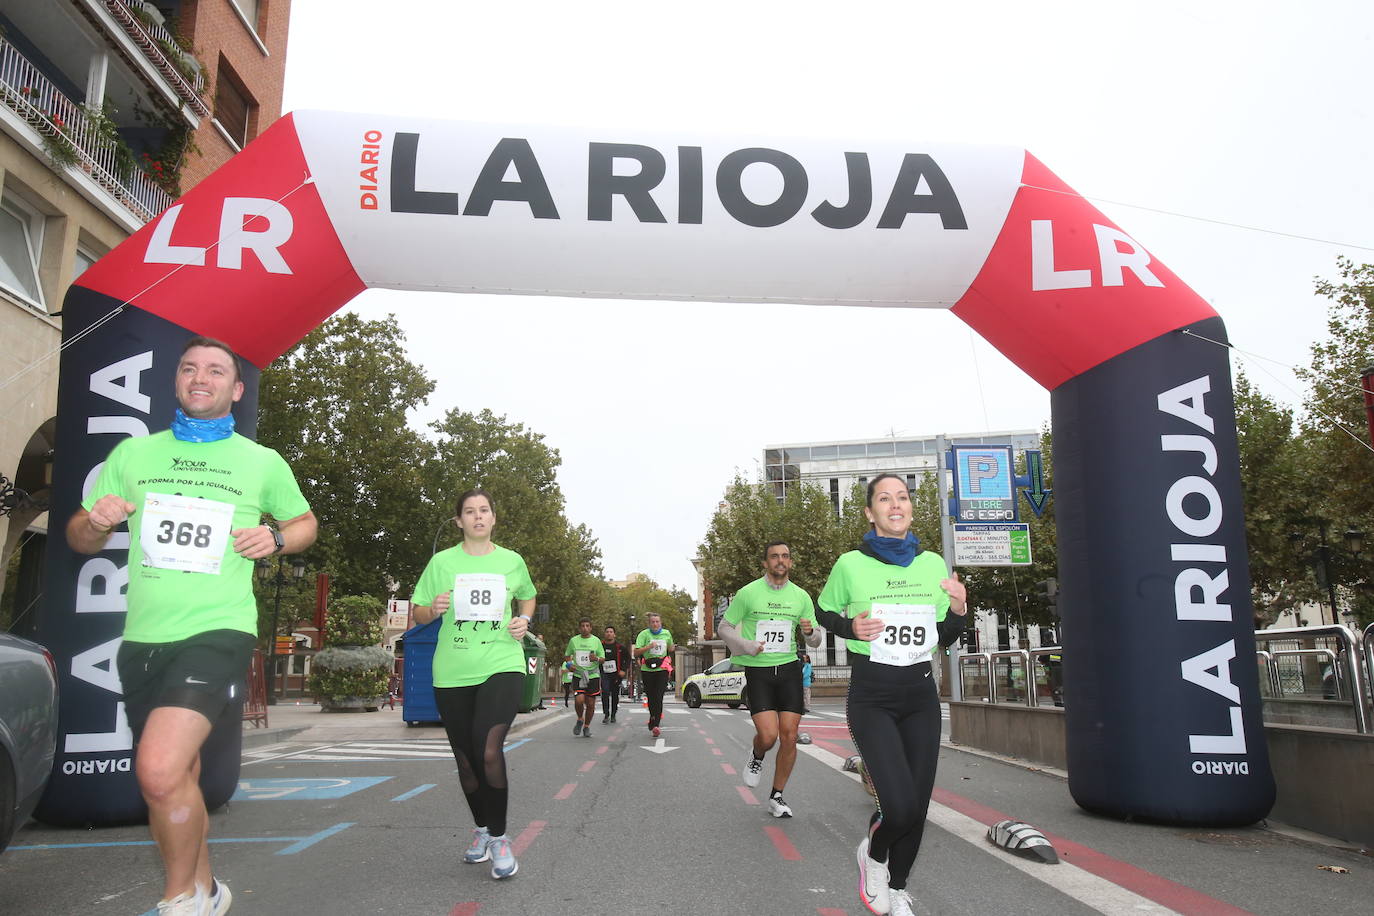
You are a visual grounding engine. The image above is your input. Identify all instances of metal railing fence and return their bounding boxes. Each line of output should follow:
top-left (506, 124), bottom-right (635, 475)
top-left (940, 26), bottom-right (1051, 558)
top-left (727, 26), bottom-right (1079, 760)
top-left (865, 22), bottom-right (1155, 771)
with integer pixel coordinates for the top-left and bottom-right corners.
top-left (955, 624), bottom-right (1372, 735)
top-left (0, 36), bottom-right (174, 221)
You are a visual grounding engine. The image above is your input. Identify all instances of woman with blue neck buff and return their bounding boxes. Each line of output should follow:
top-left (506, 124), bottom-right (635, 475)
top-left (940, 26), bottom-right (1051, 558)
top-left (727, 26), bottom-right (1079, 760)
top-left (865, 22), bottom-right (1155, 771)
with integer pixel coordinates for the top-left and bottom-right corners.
top-left (814, 474), bottom-right (967, 916)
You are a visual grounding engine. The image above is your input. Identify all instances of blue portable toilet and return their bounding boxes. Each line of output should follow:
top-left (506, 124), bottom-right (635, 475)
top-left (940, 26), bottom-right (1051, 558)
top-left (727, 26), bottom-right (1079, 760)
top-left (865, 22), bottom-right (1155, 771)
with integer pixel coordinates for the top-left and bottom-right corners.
top-left (400, 618), bottom-right (442, 725)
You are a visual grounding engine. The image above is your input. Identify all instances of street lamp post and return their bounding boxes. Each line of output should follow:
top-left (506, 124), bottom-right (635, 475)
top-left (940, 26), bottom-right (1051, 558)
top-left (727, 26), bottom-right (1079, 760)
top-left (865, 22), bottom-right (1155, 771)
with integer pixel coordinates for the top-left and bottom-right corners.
top-left (257, 555), bottom-right (308, 704)
top-left (1289, 521), bottom-right (1365, 625)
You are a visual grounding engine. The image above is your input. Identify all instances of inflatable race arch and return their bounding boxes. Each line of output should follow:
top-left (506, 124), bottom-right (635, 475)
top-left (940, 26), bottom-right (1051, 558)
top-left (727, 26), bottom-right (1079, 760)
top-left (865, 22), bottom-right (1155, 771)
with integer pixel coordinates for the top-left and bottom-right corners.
top-left (37, 111), bottom-right (1274, 827)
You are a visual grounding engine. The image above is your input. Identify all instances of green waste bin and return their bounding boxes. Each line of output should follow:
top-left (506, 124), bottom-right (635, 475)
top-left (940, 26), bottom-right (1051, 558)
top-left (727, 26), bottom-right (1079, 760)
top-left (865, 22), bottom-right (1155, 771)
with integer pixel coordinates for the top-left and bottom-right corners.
top-left (520, 634), bottom-right (546, 712)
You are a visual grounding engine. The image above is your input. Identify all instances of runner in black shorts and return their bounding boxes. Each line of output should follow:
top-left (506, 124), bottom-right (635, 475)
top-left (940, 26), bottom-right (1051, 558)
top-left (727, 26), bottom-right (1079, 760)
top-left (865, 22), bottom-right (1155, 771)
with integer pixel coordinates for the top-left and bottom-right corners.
top-left (719, 542), bottom-right (820, 818)
top-left (564, 617), bottom-right (604, 738)
top-left (68, 337), bottom-right (317, 915)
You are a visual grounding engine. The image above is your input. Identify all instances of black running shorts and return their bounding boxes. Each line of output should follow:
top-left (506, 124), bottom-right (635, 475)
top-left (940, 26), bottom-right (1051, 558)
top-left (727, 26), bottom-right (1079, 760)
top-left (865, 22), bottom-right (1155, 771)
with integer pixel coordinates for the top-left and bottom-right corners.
top-left (116, 629), bottom-right (256, 737)
top-left (744, 659), bottom-right (805, 716)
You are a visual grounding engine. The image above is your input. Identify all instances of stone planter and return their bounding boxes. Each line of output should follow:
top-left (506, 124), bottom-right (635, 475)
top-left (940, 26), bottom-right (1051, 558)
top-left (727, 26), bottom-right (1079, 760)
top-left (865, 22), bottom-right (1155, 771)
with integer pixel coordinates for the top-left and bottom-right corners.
top-left (318, 695), bottom-right (388, 713)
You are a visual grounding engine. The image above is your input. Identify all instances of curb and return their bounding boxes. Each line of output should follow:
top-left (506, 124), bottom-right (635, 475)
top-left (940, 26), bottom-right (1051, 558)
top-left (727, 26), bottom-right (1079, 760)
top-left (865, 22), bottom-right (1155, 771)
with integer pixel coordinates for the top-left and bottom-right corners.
top-left (242, 724), bottom-right (310, 749)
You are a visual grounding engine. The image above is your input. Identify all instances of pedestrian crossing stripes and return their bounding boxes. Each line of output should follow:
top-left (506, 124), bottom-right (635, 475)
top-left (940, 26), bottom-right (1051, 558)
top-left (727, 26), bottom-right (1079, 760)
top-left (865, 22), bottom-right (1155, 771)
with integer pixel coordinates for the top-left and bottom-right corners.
top-left (245, 741), bottom-right (454, 764)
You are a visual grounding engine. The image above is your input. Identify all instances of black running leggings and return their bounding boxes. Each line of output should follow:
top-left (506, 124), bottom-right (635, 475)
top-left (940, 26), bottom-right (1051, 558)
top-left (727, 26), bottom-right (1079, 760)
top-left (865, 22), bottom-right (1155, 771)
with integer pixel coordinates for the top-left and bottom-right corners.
top-left (846, 662), bottom-right (942, 890)
top-left (640, 668), bottom-right (669, 728)
top-left (434, 672), bottom-right (521, 837)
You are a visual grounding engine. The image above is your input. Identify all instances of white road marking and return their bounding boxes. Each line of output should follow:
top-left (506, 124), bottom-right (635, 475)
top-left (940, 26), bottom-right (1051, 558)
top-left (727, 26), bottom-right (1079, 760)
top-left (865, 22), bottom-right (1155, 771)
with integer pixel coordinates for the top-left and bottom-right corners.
top-left (795, 742), bottom-right (1179, 915)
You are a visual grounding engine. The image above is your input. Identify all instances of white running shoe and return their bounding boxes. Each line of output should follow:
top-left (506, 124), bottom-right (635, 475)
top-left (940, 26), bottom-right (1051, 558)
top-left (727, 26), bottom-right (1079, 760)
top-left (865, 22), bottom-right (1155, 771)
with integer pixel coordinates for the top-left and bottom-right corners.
top-left (889, 888), bottom-right (915, 916)
top-left (206, 877), bottom-right (232, 915)
top-left (156, 889), bottom-right (205, 915)
top-left (767, 794), bottom-right (793, 818)
top-left (489, 835), bottom-right (518, 879)
top-left (743, 752), bottom-right (764, 788)
top-left (462, 826), bottom-right (492, 863)
top-left (856, 838), bottom-right (891, 915)
top-left (583, 727), bottom-right (593, 739)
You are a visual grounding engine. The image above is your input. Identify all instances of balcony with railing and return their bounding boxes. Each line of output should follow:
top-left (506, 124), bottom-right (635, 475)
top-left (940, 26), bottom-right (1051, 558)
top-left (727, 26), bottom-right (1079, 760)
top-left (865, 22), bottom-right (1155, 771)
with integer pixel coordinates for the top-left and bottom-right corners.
top-left (0, 35), bottom-right (174, 223)
top-left (99, 0), bottom-right (210, 118)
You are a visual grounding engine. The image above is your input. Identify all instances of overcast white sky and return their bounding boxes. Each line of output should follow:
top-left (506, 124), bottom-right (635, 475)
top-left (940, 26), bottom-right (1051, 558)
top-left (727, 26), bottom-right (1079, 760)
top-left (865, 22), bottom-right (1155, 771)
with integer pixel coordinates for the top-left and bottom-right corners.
top-left (280, 1), bottom-right (1374, 597)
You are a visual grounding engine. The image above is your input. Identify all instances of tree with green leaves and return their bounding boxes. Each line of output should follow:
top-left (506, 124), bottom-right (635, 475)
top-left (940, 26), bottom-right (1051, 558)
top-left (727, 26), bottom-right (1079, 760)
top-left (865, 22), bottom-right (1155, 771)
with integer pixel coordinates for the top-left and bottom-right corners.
top-left (256, 313), bottom-right (437, 598)
top-left (1233, 370), bottom-right (1315, 626)
top-left (1292, 257), bottom-right (1374, 625)
top-left (424, 407), bottom-right (603, 634)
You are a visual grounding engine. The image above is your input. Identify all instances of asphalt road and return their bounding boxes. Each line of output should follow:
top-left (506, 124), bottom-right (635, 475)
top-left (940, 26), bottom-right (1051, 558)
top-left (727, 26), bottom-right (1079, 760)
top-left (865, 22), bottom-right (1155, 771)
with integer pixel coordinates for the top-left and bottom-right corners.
top-left (2, 697), bottom-right (1371, 915)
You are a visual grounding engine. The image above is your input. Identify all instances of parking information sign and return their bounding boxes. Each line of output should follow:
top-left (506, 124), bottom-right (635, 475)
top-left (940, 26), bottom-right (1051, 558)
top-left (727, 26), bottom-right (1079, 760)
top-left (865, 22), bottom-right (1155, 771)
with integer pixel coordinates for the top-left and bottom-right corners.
top-left (952, 445), bottom-right (1017, 522)
top-left (953, 523), bottom-right (1032, 566)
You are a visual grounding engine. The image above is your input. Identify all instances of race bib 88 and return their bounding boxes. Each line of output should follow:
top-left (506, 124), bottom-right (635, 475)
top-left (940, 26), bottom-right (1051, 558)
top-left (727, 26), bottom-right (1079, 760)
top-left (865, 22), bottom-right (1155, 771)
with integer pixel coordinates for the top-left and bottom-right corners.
top-left (452, 573), bottom-right (507, 623)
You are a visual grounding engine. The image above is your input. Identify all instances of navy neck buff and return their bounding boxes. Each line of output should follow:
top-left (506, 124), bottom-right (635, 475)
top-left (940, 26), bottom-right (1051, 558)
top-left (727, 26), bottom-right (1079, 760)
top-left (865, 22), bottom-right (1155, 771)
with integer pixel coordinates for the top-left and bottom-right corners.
top-left (861, 529), bottom-right (920, 567)
top-left (170, 408), bottom-right (235, 443)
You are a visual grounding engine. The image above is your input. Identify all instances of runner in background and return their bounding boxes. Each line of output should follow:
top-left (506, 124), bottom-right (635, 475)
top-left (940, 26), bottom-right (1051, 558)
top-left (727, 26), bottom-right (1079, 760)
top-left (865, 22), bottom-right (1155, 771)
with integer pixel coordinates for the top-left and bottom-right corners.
top-left (633, 613), bottom-right (675, 737)
top-left (411, 488), bottom-right (536, 882)
top-left (600, 625), bottom-right (630, 723)
top-left (564, 617), bottom-right (604, 738)
top-left (718, 542), bottom-right (821, 818)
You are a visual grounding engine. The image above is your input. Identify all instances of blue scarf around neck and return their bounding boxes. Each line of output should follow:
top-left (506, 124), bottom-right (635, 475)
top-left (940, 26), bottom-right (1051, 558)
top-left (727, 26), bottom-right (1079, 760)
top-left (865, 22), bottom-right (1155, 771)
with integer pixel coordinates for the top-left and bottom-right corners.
top-left (862, 529), bottom-right (920, 567)
top-left (170, 408), bottom-right (235, 443)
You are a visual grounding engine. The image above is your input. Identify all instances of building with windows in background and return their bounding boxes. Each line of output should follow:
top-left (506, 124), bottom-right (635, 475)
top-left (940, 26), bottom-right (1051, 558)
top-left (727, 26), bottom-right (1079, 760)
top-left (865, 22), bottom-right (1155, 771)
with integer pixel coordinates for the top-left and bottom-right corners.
top-left (764, 429), bottom-right (1041, 510)
top-left (0, 0), bottom-right (292, 636)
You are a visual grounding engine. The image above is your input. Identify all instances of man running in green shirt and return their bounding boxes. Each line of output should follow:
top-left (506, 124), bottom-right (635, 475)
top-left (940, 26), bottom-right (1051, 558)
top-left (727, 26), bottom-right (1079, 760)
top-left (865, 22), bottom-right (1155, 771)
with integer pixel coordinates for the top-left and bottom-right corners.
top-left (68, 338), bottom-right (317, 916)
top-left (564, 617), bottom-right (604, 738)
top-left (719, 542), bottom-right (820, 818)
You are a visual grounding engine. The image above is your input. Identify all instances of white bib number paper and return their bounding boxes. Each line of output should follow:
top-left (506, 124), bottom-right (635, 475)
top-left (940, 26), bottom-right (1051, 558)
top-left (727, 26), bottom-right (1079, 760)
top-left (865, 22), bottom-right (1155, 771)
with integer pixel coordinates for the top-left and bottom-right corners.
top-left (756, 619), bottom-right (792, 655)
top-left (869, 604), bottom-right (937, 667)
top-left (140, 493), bottom-right (235, 574)
top-left (452, 573), bottom-right (507, 623)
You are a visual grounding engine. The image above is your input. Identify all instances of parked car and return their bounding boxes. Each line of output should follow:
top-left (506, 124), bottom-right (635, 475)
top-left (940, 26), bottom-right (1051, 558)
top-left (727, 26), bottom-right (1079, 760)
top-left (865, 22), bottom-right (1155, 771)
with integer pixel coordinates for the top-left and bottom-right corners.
top-left (0, 632), bottom-right (58, 853)
top-left (681, 658), bottom-right (746, 708)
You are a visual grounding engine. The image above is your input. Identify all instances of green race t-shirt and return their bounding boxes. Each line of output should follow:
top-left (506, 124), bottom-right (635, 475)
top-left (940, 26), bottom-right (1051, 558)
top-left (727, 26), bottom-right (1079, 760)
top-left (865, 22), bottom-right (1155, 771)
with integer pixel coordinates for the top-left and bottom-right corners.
top-left (564, 634), bottom-right (603, 676)
top-left (723, 577), bottom-right (816, 666)
top-left (635, 627), bottom-right (673, 669)
top-left (413, 543), bottom-right (537, 688)
top-left (83, 430), bottom-right (310, 642)
top-left (818, 550), bottom-right (951, 665)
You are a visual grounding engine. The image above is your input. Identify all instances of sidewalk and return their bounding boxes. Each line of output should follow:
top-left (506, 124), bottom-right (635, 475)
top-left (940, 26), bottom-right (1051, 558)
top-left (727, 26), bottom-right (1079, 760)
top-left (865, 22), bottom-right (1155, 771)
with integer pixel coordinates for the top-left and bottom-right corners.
top-left (242, 695), bottom-right (565, 748)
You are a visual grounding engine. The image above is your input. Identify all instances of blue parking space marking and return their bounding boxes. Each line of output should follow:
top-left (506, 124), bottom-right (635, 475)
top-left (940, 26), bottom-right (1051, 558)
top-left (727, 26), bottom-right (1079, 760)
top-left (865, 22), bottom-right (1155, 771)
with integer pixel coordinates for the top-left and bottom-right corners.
top-left (14, 823), bottom-right (355, 856)
top-left (232, 776), bottom-right (392, 801)
top-left (391, 783), bottom-right (437, 802)
top-left (124, 824), bottom-right (358, 914)
top-left (277, 821), bottom-right (355, 855)
top-left (504, 737), bottom-right (531, 752)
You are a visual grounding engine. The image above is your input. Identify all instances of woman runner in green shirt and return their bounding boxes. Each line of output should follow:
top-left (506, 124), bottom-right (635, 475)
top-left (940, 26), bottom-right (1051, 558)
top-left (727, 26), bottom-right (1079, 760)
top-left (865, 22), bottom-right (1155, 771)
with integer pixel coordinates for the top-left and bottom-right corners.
top-left (412, 488), bottom-right (536, 881)
top-left (815, 474), bottom-right (968, 916)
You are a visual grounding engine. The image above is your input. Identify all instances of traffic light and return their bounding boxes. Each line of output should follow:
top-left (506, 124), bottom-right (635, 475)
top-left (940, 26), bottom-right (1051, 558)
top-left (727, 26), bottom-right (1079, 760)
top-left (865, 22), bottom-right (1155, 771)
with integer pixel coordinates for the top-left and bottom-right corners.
top-left (1035, 578), bottom-right (1059, 617)
top-left (959, 628), bottom-right (978, 651)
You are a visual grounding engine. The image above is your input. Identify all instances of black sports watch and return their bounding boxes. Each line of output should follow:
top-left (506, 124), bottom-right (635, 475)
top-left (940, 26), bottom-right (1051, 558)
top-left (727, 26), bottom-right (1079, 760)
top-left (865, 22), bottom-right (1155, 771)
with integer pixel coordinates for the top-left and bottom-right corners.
top-left (264, 522), bottom-right (285, 554)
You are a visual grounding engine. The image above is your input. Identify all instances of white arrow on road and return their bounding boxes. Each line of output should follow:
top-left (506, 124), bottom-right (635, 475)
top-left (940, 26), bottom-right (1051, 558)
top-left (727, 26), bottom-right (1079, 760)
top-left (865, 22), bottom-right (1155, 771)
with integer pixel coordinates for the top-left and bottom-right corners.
top-left (639, 737), bottom-right (679, 754)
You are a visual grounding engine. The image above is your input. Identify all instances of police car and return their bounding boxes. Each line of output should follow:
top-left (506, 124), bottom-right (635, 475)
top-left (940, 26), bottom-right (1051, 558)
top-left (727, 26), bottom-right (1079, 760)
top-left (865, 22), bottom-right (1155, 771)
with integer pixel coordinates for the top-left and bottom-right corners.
top-left (681, 658), bottom-right (746, 708)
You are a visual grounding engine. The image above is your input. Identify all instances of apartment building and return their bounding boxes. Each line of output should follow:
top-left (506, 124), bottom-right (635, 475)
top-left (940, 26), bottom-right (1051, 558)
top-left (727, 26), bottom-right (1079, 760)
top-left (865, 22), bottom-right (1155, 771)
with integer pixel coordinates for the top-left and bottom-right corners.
top-left (0, 0), bottom-right (291, 633)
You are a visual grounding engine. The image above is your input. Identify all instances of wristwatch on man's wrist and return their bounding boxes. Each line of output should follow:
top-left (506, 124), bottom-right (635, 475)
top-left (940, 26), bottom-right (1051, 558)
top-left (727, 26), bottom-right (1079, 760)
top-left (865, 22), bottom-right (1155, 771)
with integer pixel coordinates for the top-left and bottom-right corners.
top-left (264, 522), bottom-right (285, 554)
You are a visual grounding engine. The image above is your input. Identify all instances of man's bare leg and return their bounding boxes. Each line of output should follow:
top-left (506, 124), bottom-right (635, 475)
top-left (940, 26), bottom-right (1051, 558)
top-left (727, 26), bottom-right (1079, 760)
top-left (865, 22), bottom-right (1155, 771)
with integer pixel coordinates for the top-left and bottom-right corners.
top-left (136, 706), bottom-right (213, 900)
